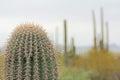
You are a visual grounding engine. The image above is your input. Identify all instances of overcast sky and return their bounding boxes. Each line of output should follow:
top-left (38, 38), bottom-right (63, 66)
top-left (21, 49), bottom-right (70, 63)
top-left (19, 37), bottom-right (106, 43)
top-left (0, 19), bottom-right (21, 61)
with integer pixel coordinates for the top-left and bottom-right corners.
top-left (0, 0), bottom-right (120, 47)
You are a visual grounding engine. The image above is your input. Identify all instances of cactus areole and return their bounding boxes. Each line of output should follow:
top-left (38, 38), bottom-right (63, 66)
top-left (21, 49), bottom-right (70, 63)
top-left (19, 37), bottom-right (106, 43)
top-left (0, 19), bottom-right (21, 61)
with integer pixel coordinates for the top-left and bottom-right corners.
top-left (5, 24), bottom-right (58, 80)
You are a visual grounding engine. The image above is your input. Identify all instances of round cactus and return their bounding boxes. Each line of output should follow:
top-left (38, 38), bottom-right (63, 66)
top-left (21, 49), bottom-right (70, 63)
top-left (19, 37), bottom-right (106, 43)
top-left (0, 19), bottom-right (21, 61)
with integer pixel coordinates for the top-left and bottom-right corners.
top-left (5, 24), bottom-right (58, 80)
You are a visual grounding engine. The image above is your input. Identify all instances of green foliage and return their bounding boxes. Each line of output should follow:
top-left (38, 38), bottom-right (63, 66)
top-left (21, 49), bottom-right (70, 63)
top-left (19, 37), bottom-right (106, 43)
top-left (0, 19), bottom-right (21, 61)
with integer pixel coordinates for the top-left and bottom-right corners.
top-left (60, 66), bottom-right (92, 80)
top-left (5, 24), bottom-right (58, 80)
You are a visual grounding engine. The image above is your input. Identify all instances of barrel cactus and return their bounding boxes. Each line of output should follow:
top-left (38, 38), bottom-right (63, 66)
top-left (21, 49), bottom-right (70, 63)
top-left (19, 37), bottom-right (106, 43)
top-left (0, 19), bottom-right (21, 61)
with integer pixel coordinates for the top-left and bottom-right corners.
top-left (5, 24), bottom-right (58, 80)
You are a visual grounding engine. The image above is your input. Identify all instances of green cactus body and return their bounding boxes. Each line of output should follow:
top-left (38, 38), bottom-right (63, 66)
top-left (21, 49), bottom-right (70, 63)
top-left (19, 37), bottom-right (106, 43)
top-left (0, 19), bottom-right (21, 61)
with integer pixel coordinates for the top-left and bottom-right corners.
top-left (70, 37), bottom-right (76, 56)
top-left (100, 8), bottom-right (104, 50)
top-left (92, 10), bottom-right (97, 50)
top-left (64, 20), bottom-right (68, 65)
top-left (106, 22), bottom-right (109, 51)
top-left (5, 24), bottom-right (58, 80)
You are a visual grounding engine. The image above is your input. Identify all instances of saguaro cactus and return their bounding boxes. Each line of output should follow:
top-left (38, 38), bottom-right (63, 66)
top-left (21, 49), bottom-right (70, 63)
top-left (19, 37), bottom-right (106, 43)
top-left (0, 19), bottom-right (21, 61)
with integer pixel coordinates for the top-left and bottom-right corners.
top-left (106, 22), bottom-right (109, 51)
top-left (92, 10), bottom-right (97, 50)
top-left (5, 24), bottom-right (58, 80)
top-left (100, 8), bottom-right (104, 50)
top-left (55, 27), bottom-right (59, 49)
top-left (70, 37), bottom-right (76, 56)
top-left (64, 20), bottom-right (68, 65)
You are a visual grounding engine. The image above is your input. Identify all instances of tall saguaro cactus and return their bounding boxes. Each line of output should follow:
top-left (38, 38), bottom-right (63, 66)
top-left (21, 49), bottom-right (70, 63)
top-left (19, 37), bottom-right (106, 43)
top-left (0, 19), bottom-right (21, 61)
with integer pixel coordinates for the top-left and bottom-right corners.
top-left (70, 37), bottom-right (76, 56)
top-left (100, 8), bottom-right (104, 50)
top-left (64, 20), bottom-right (68, 65)
top-left (106, 22), bottom-right (109, 51)
top-left (5, 24), bottom-right (58, 80)
top-left (92, 10), bottom-right (97, 50)
top-left (55, 27), bottom-right (59, 49)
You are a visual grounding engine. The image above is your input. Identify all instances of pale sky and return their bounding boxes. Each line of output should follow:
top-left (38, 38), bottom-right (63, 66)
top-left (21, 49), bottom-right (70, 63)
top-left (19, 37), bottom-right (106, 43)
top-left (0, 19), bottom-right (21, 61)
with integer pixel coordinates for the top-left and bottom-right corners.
top-left (0, 0), bottom-right (120, 47)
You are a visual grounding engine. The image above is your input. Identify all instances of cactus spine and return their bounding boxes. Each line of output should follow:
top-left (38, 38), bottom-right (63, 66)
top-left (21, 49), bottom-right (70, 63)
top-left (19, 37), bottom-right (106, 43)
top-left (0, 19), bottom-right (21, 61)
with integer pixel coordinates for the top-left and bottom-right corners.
top-left (5, 24), bottom-right (58, 80)
top-left (64, 20), bottom-right (68, 65)
top-left (92, 10), bottom-right (97, 50)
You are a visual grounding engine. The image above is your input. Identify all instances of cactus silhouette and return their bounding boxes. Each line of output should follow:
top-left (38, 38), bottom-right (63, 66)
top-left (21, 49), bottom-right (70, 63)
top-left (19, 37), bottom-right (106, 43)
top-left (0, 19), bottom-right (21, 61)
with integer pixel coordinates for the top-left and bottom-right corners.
top-left (55, 27), bottom-right (59, 49)
top-left (100, 8), bottom-right (104, 50)
top-left (70, 37), bottom-right (76, 56)
top-left (106, 22), bottom-right (109, 51)
top-left (92, 10), bottom-right (97, 50)
top-left (64, 20), bottom-right (68, 65)
top-left (5, 24), bottom-right (58, 80)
